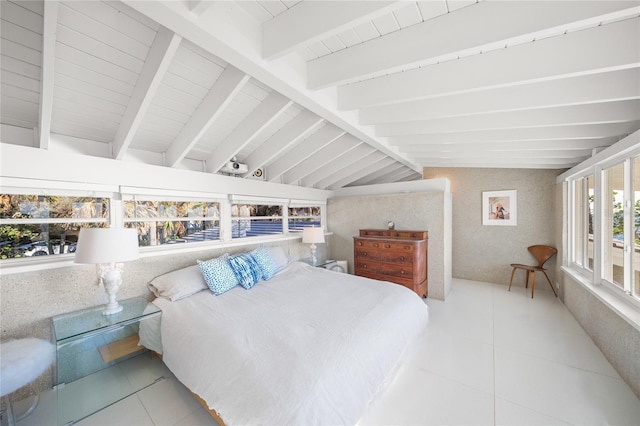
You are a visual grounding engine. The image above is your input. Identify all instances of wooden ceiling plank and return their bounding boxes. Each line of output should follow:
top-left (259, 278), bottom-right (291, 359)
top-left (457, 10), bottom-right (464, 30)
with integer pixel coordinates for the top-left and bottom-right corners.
top-left (310, 1), bottom-right (640, 89)
top-left (325, 155), bottom-right (395, 190)
top-left (205, 92), bottom-right (293, 173)
top-left (38, 0), bottom-right (58, 149)
top-left (359, 69), bottom-right (640, 124)
top-left (263, 1), bottom-right (401, 60)
top-left (338, 17), bottom-right (640, 110)
top-left (281, 134), bottom-right (361, 184)
top-left (348, 163), bottom-right (405, 186)
top-left (240, 109), bottom-right (324, 177)
top-left (376, 100), bottom-right (640, 136)
top-left (299, 144), bottom-right (373, 187)
top-left (165, 65), bottom-right (250, 167)
top-left (113, 27), bottom-right (182, 160)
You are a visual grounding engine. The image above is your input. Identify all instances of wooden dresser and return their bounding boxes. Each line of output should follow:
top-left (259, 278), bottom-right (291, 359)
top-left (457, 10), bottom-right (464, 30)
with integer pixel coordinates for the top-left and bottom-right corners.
top-left (354, 229), bottom-right (428, 298)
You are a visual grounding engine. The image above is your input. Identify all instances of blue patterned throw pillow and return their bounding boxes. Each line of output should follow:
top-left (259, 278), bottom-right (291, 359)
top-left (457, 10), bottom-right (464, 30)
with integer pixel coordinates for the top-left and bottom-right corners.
top-left (228, 253), bottom-right (263, 289)
top-left (197, 254), bottom-right (239, 295)
top-left (250, 246), bottom-right (277, 280)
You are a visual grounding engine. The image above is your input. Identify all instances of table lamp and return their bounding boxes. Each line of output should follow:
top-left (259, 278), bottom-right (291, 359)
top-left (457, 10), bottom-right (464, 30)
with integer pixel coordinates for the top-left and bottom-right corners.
top-left (302, 227), bottom-right (324, 265)
top-left (74, 228), bottom-right (140, 315)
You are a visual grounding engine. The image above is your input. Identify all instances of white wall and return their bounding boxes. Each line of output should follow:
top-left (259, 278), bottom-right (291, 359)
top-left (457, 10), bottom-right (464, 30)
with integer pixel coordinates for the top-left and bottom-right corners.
top-left (423, 167), bottom-right (560, 290)
top-left (328, 179), bottom-right (452, 300)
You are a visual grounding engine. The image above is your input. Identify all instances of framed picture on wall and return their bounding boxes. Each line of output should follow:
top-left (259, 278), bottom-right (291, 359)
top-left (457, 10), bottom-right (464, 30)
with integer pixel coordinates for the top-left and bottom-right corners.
top-left (482, 190), bottom-right (517, 226)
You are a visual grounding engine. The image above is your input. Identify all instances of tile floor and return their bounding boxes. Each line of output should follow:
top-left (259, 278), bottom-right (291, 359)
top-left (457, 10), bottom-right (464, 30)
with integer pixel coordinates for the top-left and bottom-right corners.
top-left (15, 279), bottom-right (640, 425)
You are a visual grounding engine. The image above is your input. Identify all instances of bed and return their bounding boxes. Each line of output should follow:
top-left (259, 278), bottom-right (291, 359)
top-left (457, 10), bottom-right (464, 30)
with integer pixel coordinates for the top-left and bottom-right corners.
top-left (140, 255), bottom-right (429, 425)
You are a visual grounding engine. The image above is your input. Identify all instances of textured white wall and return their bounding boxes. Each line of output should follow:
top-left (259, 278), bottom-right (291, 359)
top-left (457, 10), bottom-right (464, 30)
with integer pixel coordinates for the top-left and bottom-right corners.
top-left (327, 191), bottom-right (450, 300)
top-left (423, 167), bottom-right (560, 290)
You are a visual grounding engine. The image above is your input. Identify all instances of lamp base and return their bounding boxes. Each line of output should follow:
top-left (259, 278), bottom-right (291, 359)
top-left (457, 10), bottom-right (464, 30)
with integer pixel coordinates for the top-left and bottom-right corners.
top-left (100, 266), bottom-right (124, 316)
top-left (102, 302), bottom-right (123, 316)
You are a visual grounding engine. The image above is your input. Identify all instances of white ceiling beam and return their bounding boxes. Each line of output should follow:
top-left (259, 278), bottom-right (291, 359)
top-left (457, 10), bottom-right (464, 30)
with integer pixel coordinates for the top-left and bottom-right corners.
top-left (240, 110), bottom-right (324, 177)
top-left (309, 1), bottom-right (640, 89)
top-left (415, 149), bottom-right (596, 159)
top-left (338, 17), bottom-right (640, 110)
top-left (300, 144), bottom-right (374, 187)
top-left (376, 100), bottom-right (640, 136)
top-left (38, 0), bottom-right (58, 149)
top-left (266, 123), bottom-right (345, 182)
top-left (206, 92), bottom-right (293, 173)
top-left (399, 138), bottom-right (620, 153)
top-left (282, 134), bottom-right (361, 184)
top-left (263, 1), bottom-right (401, 60)
top-left (324, 155), bottom-right (395, 190)
top-left (417, 157), bottom-right (589, 169)
top-left (122, 0), bottom-right (421, 174)
top-left (165, 65), bottom-right (250, 167)
top-left (112, 26), bottom-right (182, 160)
top-left (359, 69), bottom-right (640, 124)
top-left (348, 163), bottom-right (405, 186)
top-left (390, 121), bottom-right (640, 145)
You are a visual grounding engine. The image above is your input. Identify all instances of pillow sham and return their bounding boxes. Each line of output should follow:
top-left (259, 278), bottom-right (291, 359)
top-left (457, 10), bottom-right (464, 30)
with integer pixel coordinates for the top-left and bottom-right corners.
top-left (149, 265), bottom-right (208, 301)
top-left (266, 246), bottom-right (289, 272)
top-left (250, 246), bottom-right (277, 280)
top-left (198, 254), bottom-right (239, 295)
top-left (228, 252), bottom-right (263, 289)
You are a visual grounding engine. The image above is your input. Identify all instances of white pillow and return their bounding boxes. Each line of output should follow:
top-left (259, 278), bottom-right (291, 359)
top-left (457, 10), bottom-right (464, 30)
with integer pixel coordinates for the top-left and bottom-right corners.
top-left (148, 265), bottom-right (208, 301)
top-left (266, 246), bottom-right (289, 272)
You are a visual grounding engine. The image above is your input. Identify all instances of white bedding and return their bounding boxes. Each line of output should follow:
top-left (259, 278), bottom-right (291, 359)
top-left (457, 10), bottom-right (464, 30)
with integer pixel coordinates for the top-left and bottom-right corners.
top-left (149, 261), bottom-right (428, 425)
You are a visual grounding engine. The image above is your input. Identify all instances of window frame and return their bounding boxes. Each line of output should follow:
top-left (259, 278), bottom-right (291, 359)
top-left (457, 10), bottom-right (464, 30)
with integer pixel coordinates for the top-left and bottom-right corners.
top-left (565, 143), bottom-right (640, 313)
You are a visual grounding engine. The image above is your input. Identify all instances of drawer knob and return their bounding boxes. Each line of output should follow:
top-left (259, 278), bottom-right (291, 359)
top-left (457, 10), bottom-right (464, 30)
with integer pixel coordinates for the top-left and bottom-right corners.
top-left (373, 243), bottom-right (379, 247)
top-left (363, 252), bottom-right (367, 256)
top-left (400, 256), bottom-right (406, 261)
top-left (385, 244), bottom-right (391, 248)
top-left (400, 270), bottom-right (406, 275)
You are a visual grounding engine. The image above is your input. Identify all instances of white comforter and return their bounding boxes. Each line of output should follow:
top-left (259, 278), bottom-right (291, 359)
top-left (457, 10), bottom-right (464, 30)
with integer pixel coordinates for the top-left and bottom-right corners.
top-left (151, 261), bottom-right (429, 425)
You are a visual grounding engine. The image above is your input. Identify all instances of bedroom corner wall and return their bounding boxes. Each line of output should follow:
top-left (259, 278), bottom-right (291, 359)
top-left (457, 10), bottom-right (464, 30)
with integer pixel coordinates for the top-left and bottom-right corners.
top-left (0, 239), bottom-right (308, 398)
top-left (327, 190), bottom-right (450, 300)
top-left (422, 167), bottom-right (561, 289)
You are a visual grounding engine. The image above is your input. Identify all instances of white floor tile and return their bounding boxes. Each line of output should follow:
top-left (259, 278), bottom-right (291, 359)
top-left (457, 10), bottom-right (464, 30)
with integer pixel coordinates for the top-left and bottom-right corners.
top-left (494, 397), bottom-right (570, 425)
top-left (15, 389), bottom-right (56, 426)
top-left (136, 376), bottom-right (202, 426)
top-left (172, 406), bottom-right (220, 426)
top-left (495, 347), bottom-right (640, 425)
top-left (360, 367), bottom-right (494, 425)
top-left (75, 394), bottom-right (153, 426)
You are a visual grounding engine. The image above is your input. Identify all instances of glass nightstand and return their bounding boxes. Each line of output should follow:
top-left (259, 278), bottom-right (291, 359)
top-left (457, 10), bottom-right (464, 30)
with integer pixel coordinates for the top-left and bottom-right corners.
top-left (300, 257), bottom-right (336, 268)
top-left (52, 297), bottom-right (163, 425)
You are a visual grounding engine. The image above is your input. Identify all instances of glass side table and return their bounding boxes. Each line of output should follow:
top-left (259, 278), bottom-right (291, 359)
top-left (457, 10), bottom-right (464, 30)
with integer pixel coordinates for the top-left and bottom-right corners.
top-left (300, 257), bottom-right (336, 268)
top-left (52, 297), bottom-right (163, 425)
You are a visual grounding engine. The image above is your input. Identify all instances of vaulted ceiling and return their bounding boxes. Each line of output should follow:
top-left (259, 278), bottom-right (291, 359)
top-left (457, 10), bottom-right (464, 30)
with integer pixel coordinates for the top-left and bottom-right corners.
top-left (1, 1), bottom-right (639, 190)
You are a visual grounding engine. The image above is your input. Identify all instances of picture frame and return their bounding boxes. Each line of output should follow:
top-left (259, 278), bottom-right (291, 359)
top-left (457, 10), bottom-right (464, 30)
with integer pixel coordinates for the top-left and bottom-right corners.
top-left (482, 190), bottom-right (517, 226)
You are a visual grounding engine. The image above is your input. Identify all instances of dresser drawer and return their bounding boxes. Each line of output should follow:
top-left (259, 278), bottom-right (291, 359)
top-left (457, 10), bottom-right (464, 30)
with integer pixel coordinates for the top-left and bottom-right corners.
top-left (354, 239), bottom-right (415, 254)
top-left (354, 260), bottom-right (415, 286)
top-left (354, 248), bottom-right (413, 265)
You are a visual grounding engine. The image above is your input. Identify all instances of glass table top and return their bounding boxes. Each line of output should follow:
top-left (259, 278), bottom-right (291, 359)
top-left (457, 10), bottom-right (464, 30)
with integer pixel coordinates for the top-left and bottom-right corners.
top-left (52, 297), bottom-right (160, 343)
top-left (300, 257), bottom-right (335, 267)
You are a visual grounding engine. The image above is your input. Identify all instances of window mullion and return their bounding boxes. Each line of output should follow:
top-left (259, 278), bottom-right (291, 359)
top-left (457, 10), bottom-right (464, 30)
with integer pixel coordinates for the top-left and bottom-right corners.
top-left (624, 158), bottom-right (633, 294)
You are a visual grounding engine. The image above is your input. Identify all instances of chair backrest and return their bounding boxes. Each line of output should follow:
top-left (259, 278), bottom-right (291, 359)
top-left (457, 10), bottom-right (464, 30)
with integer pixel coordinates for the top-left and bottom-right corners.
top-left (528, 245), bottom-right (557, 268)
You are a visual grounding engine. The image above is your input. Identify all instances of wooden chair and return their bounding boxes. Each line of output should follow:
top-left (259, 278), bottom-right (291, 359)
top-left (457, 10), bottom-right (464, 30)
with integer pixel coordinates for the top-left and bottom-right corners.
top-left (508, 245), bottom-right (558, 298)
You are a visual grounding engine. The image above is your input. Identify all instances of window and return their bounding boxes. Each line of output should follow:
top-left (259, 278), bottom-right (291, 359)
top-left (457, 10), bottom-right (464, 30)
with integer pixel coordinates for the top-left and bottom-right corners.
top-left (571, 175), bottom-right (594, 271)
top-left (602, 162), bottom-right (625, 288)
top-left (567, 145), bottom-right (640, 305)
top-left (231, 203), bottom-right (283, 238)
top-left (0, 194), bottom-right (109, 259)
top-left (288, 206), bottom-right (321, 232)
top-left (123, 200), bottom-right (221, 246)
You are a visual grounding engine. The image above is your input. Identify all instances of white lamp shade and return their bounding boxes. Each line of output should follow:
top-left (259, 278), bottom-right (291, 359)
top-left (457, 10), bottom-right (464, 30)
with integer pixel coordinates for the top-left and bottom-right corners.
top-left (302, 227), bottom-right (325, 244)
top-left (74, 228), bottom-right (140, 264)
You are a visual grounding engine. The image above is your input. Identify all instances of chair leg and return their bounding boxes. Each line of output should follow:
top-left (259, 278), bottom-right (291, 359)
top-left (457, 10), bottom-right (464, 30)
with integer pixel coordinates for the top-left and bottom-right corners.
top-left (509, 268), bottom-right (517, 292)
top-left (530, 271), bottom-right (535, 298)
top-left (542, 271), bottom-right (558, 297)
top-left (525, 271), bottom-right (529, 289)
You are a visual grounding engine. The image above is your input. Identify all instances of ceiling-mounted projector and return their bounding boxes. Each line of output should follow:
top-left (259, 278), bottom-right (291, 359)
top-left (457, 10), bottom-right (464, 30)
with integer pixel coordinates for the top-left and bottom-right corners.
top-left (221, 161), bottom-right (248, 174)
